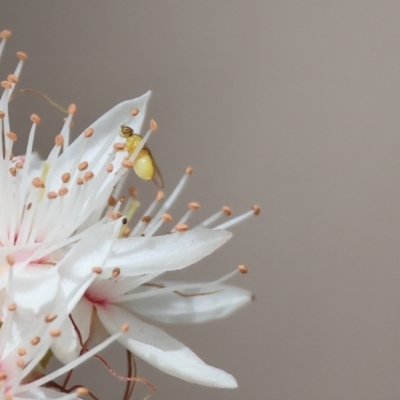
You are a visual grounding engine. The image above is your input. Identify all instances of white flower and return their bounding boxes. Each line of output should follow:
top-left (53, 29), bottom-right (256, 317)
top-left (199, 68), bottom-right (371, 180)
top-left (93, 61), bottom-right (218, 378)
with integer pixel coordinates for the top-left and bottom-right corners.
top-left (53, 228), bottom-right (251, 388)
top-left (0, 30), bottom-right (260, 392)
top-left (0, 264), bottom-right (126, 400)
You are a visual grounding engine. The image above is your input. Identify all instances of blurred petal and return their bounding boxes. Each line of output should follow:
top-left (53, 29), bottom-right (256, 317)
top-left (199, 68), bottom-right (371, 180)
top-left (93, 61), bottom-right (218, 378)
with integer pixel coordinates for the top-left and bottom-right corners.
top-left (126, 283), bottom-right (252, 324)
top-left (97, 305), bottom-right (237, 388)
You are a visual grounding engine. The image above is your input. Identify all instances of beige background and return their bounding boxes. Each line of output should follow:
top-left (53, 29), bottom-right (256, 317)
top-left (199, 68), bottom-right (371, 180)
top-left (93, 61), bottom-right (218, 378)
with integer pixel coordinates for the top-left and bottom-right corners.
top-left (1, 1), bottom-right (400, 399)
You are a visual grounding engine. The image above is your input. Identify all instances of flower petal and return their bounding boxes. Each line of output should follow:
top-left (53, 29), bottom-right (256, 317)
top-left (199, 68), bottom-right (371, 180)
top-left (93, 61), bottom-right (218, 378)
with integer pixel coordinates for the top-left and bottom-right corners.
top-left (0, 243), bottom-right (41, 292)
top-left (57, 220), bottom-right (122, 313)
top-left (125, 283), bottom-right (252, 324)
top-left (71, 296), bottom-right (93, 344)
top-left (16, 387), bottom-right (83, 399)
top-left (50, 317), bottom-right (80, 364)
top-left (12, 264), bottom-right (60, 317)
top-left (51, 298), bottom-right (93, 364)
top-left (87, 276), bottom-right (148, 299)
top-left (105, 228), bottom-right (232, 276)
top-left (97, 305), bottom-right (237, 388)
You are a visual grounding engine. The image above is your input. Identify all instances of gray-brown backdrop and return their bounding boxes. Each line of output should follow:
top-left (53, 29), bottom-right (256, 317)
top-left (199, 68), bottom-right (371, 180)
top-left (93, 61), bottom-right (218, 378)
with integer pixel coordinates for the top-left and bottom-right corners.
top-left (1, 2), bottom-right (400, 400)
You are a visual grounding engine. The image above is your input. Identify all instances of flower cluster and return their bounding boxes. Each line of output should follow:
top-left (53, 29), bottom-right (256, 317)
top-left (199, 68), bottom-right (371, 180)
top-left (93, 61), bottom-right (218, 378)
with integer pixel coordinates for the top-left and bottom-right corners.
top-left (0, 30), bottom-right (259, 399)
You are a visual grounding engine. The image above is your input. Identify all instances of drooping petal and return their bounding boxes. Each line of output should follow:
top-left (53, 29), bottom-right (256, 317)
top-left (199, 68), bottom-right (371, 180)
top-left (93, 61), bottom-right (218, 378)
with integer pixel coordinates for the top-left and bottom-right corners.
top-left (51, 296), bottom-right (93, 363)
top-left (97, 305), bottom-right (237, 388)
top-left (104, 228), bottom-right (233, 277)
top-left (50, 316), bottom-right (81, 364)
top-left (84, 308), bottom-right (111, 350)
top-left (124, 283), bottom-right (252, 324)
top-left (71, 297), bottom-right (93, 345)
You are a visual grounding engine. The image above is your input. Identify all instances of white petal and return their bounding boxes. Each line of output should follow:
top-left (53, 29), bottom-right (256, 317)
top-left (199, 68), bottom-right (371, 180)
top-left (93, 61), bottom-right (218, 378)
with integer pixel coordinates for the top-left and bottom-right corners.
top-left (0, 244), bottom-right (41, 291)
top-left (16, 387), bottom-right (83, 399)
top-left (57, 221), bottom-right (121, 310)
top-left (50, 317), bottom-right (80, 364)
top-left (126, 283), bottom-right (252, 324)
top-left (51, 298), bottom-right (93, 364)
top-left (2, 312), bottom-right (52, 362)
top-left (71, 297), bottom-right (93, 345)
top-left (105, 228), bottom-right (232, 276)
top-left (84, 308), bottom-right (110, 350)
top-left (87, 276), bottom-right (146, 299)
top-left (97, 305), bottom-right (237, 388)
top-left (12, 264), bottom-right (60, 317)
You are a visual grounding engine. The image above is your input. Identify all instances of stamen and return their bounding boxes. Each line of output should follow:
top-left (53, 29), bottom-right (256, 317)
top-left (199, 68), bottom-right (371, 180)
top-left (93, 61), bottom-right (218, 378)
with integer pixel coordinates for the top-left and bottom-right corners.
top-left (131, 191), bottom-right (164, 237)
top-left (171, 201), bottom-right (200, 232)
top-left (145, 168), bottom-right (193, 236)
top-left (6, 255), bottom-right (14, 266)
top-left (9, 51), bottom-right (28, 97)
top-left (238, 264), bottom-right (248, 274)
top-left (84, 127), bottom-right (94, 138)
top-left (108, 196), bottom-right (117, 207)
top-left (149, 119), bottom-right (158, 132)
top-left (18, 348), bottom-right (27, 356)
top-left (50, 329), bottom-right (62, 337)
top-left (15, 114), bottom-right (40, 242)
top-left (16, 358), bottom-right (25, 368)
top-left (214, 205), bottom-right (261, 230)
top-left (129, 187), bottom-right (137, 198)
top-left (174, 223), bottom-right (189, 232)
top-left (55, 134), bottom-right (64, 147)
top-left (61, 172), bottom-right (71, 184)
top-left (7, 74), bottom-right (18, 84)
top-left (0, 30), bottom-right (11, 61)
top-left (44, 314), bottom-right (57, 323)
top-left (92, 266), bottom-right (103, 275)
top-left (60, 104), bottom-right (76, 149)
top-left (112, 268), bottom-right (121, 278)
top-left (47, 191), bottom-right (57, 199)
top-left (196, 206), bottom-right (231, 228)
top-left (4, 131), bottom-right (16, 162)
top-left (122, 227), bottom-right (131, 237)
top-left (30, 337), bottom-right (40, 346)
top-left (0, 30), bottom-right (11, 38)
top-left (78, 161), bottom-right (88, 171)
top-left (58, 187), bottom-right (68, 196)
top-left (84, 171), bottom-right (94, 182)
